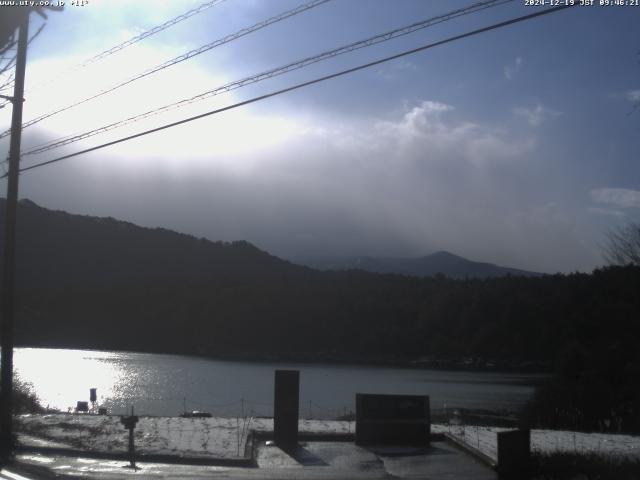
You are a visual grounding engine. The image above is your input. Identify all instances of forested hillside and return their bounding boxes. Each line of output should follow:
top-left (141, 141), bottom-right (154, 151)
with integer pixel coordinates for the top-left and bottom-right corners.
top-left (1, 199), bottom-right (638, 371)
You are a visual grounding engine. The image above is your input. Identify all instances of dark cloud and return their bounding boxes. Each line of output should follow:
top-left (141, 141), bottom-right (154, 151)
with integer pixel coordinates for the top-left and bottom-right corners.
top-left (10, 100), bottom-right (602, 273)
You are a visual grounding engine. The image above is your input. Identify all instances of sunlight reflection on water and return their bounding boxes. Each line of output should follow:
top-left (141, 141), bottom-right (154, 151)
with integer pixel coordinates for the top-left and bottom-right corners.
top-left (13, 347), bottom-right (543, 417)
top-left (14, 348), bottom-right (125, 411)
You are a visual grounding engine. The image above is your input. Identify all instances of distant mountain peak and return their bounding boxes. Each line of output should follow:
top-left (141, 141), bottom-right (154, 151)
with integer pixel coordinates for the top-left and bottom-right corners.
top-left (428, 250), bottom-right (459, 259)
top-left (295, 251), bottom-right (540, 279)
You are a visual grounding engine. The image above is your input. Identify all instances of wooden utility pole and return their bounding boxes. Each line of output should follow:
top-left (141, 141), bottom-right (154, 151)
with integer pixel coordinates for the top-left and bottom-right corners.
top-left (0, 7), bottom-right (29, 461)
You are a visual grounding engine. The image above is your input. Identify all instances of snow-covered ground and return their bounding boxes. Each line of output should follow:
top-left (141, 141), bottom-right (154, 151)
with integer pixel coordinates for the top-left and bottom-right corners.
top-left (16, 414), bottom-right (354, 459)
top-left (438, 424), bottom-right (640, 461)
top-left (16, 414), bottom-right (640, 461)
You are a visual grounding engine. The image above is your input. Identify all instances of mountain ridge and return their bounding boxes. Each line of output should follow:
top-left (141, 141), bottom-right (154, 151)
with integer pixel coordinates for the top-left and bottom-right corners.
top-left (7, 198), bottom-right (539, 281)
top-left (295, 250), bottom-right (541, 279)
top-left (1, 197), bottom-right (637, 376)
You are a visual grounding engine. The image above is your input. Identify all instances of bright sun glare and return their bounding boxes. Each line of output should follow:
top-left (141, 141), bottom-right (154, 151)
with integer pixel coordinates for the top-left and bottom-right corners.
top-left (16, 33), bottom-right (301, 174)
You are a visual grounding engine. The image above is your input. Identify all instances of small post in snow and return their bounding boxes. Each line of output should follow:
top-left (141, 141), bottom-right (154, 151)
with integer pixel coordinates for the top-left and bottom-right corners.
top-left (120, 406), bottom-right (139, 469)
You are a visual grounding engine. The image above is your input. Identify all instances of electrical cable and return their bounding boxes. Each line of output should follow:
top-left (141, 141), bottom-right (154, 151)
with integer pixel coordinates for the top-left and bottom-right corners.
top-left (17, 0), bottom-right (511, 154)
top-left (0, 39), bottom-right (16, 58)
top-left (0, 75), bottom-right (15, 93)
top-left (75, 0), bottom-right (227, 67)
top-left (0, 55), bottom-right (16, 78)
top-left (4, 3), bottom-right (575, 179)
top-left (0, 21), bottom-right (43, 81)
top-left (0, 0), bottom-right (227, 108)
top-left (0, 0), bottom-right (332, 139)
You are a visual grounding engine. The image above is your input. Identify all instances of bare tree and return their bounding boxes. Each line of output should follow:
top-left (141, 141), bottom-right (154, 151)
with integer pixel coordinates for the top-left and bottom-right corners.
top-left (604, 222), bottom-right (640, 266)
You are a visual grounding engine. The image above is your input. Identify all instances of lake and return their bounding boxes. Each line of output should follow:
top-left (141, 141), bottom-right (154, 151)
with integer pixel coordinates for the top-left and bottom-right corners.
top-left (14, 348), bottom-right (544, 417)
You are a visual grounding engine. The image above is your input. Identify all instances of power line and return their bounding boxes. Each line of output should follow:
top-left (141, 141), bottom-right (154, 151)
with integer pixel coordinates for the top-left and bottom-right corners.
top-left (21, 0), bottom-right (510, 153)
top-left (0, 69), bottom-right (16, 93)
top-left (0, 21), bottom-right (44, 76)
top-left (0, 48), bottom-right (16, 85)
top-left (77, 0), bottom-right (227, 67)
top-left (6, 3), bottom-right (576, 179)
top-left (0, 55), bottom-right (16, 78)
top-left (0, 21), bottom-right (46, 101)
top-left (0, 40), bottom-right (16, 58)
top-left (18, 0), bottom-right (512, 156)
top-left (27, 21), bottom-right (46, 46)
top-left (0, 46), bottom-right (17, 77)
top-left (0, 0), bottom-right (227, 109)
top-left (0, 40), bottom-right (16, 90)
top-left (0, 75), bottom-right (14, 93)
top-left (0, 0), bottom-right (331, 139)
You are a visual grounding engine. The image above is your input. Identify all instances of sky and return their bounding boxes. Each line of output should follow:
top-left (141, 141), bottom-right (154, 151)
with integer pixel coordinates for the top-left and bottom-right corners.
top-left (0, 0), bottom-right (638, 273)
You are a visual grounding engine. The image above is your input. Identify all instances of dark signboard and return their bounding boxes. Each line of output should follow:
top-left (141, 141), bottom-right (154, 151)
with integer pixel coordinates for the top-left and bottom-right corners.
top-left (356, 393), bottom-right (430, 446)
top-left (274, 370), bottom-right (300, 445)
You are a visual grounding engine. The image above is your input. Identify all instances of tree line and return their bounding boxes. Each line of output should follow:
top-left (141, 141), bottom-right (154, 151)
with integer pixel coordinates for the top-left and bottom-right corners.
top-left (2, 199), bottom-right (640, 432)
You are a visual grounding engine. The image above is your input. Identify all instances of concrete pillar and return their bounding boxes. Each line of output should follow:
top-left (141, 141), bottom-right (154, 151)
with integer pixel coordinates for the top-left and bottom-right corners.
top-left (497, 429), bottom-right (530, 477)
top-left (274, 370), bottom-right (299, 445)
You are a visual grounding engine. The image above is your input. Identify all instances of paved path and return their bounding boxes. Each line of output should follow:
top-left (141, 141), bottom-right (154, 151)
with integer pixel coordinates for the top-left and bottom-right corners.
top-left (1, 440), bottom-right (497, 479)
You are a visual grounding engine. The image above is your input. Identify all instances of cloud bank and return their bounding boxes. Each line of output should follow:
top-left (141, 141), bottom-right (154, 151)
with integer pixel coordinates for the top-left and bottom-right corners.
top-left (16, 99), bottom-right (602, 273)
top-left (591, 188), bottom-right (640, 209)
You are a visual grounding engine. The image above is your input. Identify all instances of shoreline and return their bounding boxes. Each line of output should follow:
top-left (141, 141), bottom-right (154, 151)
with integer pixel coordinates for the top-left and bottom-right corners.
top-left (14, 343), bottom-right (553, 376)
